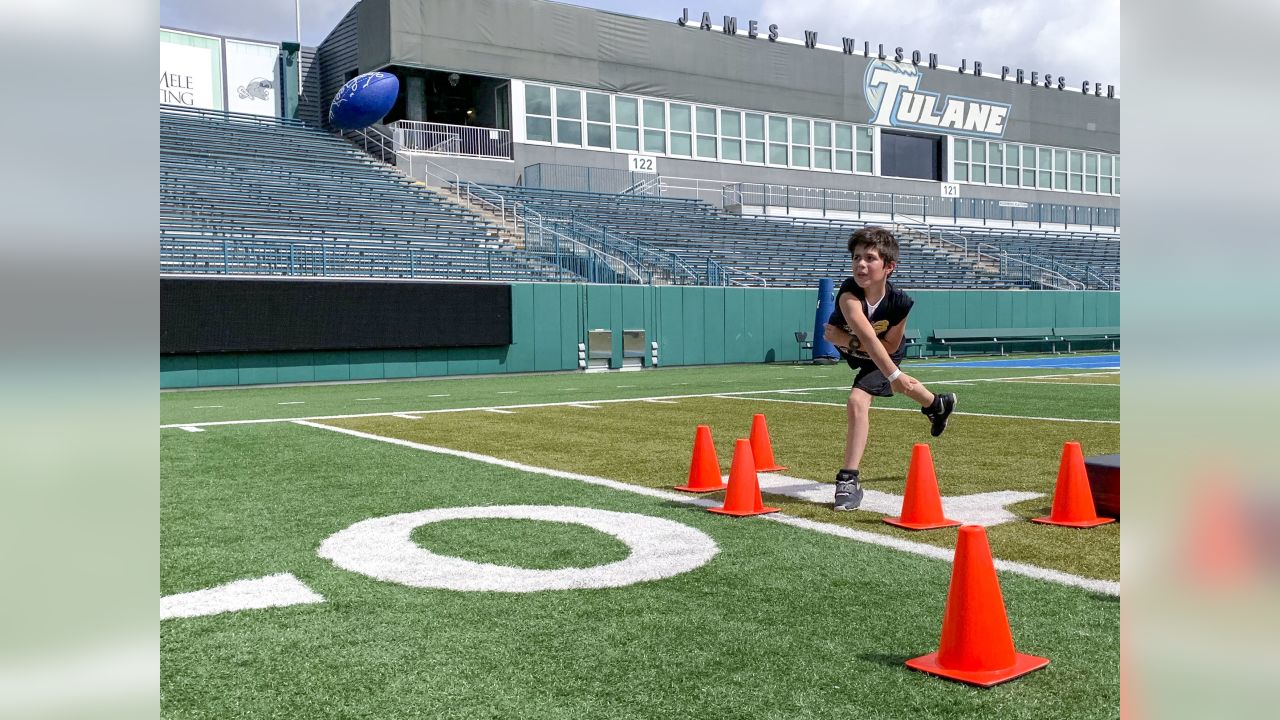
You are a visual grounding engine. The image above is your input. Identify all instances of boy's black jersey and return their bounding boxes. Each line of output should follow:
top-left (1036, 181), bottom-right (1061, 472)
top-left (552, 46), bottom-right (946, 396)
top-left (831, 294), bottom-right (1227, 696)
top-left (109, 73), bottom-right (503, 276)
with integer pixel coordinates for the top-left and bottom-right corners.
top-left (827, 278), bottom-right (914, 359)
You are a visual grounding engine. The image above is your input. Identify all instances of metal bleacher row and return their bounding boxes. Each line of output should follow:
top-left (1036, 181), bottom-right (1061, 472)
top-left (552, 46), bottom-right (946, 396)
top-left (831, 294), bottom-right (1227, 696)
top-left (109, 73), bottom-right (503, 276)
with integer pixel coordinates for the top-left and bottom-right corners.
top-left (161, 107), bottom-right (564, 282)
top-left (159, 106), bottom-right (1117, 290)
top-left (893, 223), bottom-right (1120, 289)
top-left (477, 184), bottom-right (1018, 289)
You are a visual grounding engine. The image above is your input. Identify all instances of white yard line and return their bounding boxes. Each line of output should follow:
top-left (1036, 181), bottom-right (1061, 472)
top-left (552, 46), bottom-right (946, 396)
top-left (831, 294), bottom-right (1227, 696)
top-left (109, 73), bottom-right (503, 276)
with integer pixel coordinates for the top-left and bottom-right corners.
top-left (993, 380), bottom-right (1119, 387)
top-left (391, 413), bottom-right (421, 420)
top-left (277, 401), bottom-right (305, 405)
top-left (292, 420), bottom-right (1118, 597)
top-left (178, 426), bottom-right (204, 433)
top-left (161, 373), bottom-right (1119, 430)
top-left (482, 408), bottom-right (516, 414)
top-left (714, 395), bottom-right (1120, 425)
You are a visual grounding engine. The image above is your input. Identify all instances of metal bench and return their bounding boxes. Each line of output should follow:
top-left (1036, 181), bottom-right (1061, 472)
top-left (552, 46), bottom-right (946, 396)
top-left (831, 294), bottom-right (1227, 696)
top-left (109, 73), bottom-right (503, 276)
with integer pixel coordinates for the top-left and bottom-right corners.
top-left (1053, 326), bottom-right (1120, 352)
top-left (931, 327), bottom-right (1057, 357)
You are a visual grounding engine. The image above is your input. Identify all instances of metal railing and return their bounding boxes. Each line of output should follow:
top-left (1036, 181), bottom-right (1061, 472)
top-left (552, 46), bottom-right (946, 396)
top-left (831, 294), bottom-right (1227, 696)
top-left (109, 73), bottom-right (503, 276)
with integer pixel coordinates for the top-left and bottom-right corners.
top-left (391, 120), bottom-right (512, 160)
top-left (160, 236), bottom-right (547, 281)
top-left (553, 215), bottom-right (743, 286)
top-left (724, 182), bottom-right (1120, 230)
top-left (890, 216), bottom-right (1095, 290)
top-left (363, 133), bottom-right (661, 285)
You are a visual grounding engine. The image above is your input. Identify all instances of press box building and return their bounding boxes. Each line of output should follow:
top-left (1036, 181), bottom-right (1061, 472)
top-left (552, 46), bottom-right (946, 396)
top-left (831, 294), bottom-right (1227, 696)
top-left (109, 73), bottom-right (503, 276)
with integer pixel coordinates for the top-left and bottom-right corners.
top-left (300, 0), bottom-right (1119, 214)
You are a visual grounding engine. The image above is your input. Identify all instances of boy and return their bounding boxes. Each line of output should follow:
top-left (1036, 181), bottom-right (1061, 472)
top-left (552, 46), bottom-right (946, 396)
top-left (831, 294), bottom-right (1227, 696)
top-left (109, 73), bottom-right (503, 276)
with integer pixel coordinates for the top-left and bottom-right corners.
top-left (823, 226), bottom-right (957, 511)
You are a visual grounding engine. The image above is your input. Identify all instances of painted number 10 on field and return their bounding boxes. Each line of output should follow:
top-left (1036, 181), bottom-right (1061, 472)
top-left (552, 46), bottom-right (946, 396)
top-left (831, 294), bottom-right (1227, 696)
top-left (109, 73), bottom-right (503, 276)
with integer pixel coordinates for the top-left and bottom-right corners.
top-left (628, 154), bottom-right (658, 173)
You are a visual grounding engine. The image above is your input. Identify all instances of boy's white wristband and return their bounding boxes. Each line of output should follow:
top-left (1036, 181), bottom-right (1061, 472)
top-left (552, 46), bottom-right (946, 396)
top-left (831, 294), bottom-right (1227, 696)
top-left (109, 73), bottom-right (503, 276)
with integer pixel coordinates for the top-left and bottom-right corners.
top-left (887, 369), bottom-right (903, 383)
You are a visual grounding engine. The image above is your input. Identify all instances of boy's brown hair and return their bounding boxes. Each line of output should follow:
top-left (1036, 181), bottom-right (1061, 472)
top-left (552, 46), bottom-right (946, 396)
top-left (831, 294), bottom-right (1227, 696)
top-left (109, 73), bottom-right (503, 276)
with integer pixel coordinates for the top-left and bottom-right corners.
top-left (847, 226), bottom-right (899, 268)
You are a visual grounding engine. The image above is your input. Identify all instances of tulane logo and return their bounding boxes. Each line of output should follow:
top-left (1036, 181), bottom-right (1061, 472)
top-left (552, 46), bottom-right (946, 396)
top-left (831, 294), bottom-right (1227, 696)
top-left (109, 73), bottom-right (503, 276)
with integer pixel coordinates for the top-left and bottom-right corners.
top-left (864, 60), bottom-right (1010, 138)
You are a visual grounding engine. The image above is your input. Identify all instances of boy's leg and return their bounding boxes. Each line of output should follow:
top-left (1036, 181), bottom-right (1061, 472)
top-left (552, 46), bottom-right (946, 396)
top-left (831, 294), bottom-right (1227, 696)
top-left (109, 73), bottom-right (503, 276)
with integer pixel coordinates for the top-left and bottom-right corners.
top-left (835, 388), bottom-right (873, 511)
top-left (843, 387), bottom-right (873, 470)
top-left (897, 380), bottom-right (956, 438)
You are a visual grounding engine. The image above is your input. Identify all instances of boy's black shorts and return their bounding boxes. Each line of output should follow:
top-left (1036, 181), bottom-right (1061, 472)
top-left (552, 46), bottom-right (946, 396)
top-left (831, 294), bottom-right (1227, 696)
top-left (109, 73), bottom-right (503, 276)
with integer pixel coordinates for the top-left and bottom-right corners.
top-left (845, 347), bottom-right (907, 398)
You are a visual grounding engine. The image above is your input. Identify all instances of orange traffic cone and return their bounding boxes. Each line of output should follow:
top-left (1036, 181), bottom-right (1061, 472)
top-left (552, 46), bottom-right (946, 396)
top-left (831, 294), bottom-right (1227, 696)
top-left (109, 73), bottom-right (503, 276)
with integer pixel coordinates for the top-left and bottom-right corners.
top-left (749, 414), bottom-right (787, 473)
top-left (1032, 442), bottom-right (1116, 528)
top-left (708, 439), bottom-right (780, 517)
top-left (674, 425), bottom-right (728, 493)
top-left (906, 525), bottom-right (1050, 687)
top-left (884, 444), bottom-right (962, 531)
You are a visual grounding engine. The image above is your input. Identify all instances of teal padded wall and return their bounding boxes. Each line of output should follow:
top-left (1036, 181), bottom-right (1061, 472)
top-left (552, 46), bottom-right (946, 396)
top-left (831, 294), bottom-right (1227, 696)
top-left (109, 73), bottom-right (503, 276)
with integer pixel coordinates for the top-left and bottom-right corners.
top-left (161, 285), bottom-right (1118, 388)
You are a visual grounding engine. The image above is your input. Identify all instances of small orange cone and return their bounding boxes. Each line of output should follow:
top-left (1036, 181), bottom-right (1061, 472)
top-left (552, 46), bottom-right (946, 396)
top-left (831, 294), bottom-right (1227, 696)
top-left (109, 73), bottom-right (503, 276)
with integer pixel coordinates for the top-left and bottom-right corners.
top-left (708, 439), bottom-right (780, 517)
top-left (1032, 442), bottom-right (1116, 528)
top-left (906, 525), bottom-right (1050, 687)
top-left (674, 425), bottom-right (728, 493)
top-left (749, 414), bottom-right (787, 473)
top-left (884, 444), bottom-right (962, 531)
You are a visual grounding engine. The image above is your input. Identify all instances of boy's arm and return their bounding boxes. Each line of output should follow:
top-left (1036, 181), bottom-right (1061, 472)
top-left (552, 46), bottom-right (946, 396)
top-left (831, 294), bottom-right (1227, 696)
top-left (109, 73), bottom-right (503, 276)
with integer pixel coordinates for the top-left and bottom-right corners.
top-left (881, 318), bottom-right (905, 354)
top-left (839, 293), bottom-right (899, 377)
top-left (825, 320), bottom-right (903, 356)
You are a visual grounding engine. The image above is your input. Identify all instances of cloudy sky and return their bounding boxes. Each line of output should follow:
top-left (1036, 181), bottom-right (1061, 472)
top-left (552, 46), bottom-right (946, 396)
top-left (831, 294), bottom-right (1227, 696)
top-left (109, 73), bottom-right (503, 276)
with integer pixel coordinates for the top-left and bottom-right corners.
top-left (160, 0), bottom-right (1120, 88)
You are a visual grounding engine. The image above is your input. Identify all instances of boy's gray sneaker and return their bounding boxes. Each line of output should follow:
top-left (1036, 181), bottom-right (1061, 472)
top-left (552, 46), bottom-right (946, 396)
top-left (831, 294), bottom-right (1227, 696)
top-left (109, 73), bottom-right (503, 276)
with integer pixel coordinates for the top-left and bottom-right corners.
top-left (922, 393), bottom-right (957, 437)
top-left (833, 469), bottom-right (863, 511)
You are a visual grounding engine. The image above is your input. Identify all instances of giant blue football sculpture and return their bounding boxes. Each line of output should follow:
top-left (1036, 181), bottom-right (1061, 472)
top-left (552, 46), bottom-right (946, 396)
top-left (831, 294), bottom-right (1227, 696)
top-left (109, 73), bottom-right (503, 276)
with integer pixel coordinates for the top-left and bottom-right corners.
top-left (328, 71), bottom-right (399, 130)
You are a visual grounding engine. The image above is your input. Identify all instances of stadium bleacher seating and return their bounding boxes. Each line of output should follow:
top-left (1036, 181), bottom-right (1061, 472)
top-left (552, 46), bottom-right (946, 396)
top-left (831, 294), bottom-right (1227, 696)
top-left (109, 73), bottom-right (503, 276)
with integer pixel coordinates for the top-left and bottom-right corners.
top-left (160, 107), bottom-right (570, 282)
top-left (159, 107), bottom-right (1117, 291)
top-left (479, 184), bottom-right (1024, 289)
top-left (894, 223), bottom-right (1119, 290)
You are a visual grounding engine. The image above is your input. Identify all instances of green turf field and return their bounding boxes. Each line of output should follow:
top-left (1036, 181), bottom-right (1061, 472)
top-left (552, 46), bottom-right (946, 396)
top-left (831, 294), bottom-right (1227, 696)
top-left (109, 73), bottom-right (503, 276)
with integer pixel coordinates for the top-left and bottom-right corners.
top-left (161, 356), bottom-right (1120, 719)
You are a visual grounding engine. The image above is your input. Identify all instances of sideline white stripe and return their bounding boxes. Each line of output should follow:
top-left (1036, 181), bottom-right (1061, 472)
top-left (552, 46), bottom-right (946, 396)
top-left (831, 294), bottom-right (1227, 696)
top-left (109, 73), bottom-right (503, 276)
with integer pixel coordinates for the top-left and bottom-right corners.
top-left (161, 371), bottom-right (1119, 430)
top-left (293, 420), bottom-right (1119, 597)
top-left (392, 413), bottom-right (420, 420)
top-left (993, 380), bottom-right (1119, 387)
top-left (714, 395), bottom-right (1120, 424)
top-left (483, 408), bottom-right (515, 414)
top-left (179, 426), bottom-right (204, 433)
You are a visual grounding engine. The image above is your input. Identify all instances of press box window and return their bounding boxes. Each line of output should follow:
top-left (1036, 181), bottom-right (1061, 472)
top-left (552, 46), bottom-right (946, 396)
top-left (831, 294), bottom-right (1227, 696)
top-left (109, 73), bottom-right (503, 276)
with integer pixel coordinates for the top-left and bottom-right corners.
top-left (585, 92), bottom-right (611, 149)
top-left (643, 100), bottom-right (666, 154)
top-left (555, 88), bottom-right (581, 146)
top-left (615, 97), bottom-right (639, 151)
top-left (695, 106), bottom-right (717, 159)
top-left (669, 103), bottom-right (692, 157)
top-left (524, 84), bottom-right (552, 142)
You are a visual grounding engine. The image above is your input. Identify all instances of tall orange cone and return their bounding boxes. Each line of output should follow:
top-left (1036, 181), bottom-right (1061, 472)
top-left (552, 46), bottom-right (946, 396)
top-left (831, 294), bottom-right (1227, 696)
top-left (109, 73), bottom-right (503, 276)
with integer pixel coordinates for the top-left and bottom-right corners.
top-left (749, 414), bottom-right (787, 473)
top-left (1032, 442), bottom-right (1116, 528)
top-left (708, 439), bottom-right (780, 517)
top-left (906, 525), bottom-right (1050, 687)
top-left (674, 425), bottom-right (728, 493)
top-left (884, 444), bottom-right (962, 531)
